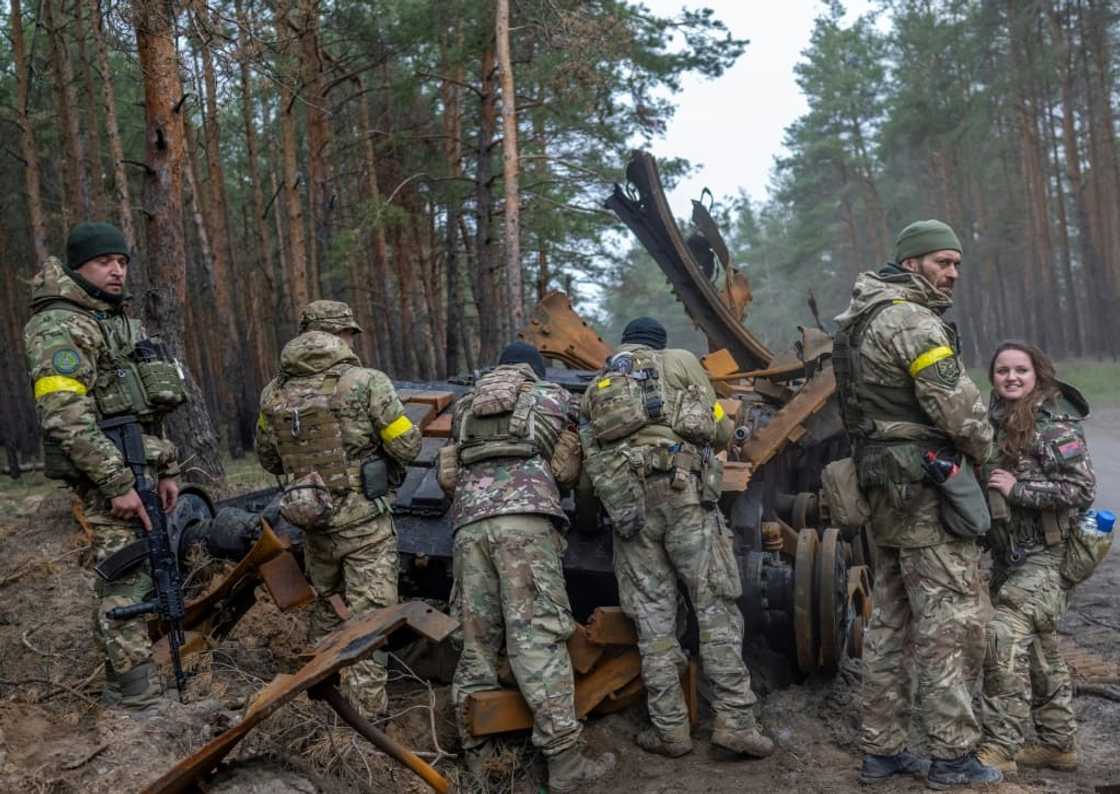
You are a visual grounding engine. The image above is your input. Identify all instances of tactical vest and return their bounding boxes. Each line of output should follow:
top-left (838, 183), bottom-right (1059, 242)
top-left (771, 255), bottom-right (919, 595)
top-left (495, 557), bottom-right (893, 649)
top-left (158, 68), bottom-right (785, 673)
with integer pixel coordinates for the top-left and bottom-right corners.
top-left (456, 368), bottom-right (559, 466)
top-left (36, 299), bottom-right (188, 421)
top-left (263, 369), bottom-right (360, 494)
top-left (833, 299), bottom-right (942, 445)
top-left (586, 349), bottom-right (671, 444)
top-left (36, 299), bottom-right (187, 481)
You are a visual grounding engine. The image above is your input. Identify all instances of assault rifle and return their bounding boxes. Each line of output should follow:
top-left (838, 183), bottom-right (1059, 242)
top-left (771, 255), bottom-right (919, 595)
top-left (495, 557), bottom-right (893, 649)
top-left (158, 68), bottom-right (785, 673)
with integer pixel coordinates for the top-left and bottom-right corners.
top-left (99, 415), bottom-right (187, 700)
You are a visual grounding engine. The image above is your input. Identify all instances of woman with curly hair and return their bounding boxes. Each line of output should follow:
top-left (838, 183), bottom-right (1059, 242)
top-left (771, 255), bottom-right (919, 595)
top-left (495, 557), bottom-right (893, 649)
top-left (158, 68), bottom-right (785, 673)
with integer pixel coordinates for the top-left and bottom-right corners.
top-left (976, 340), bottom-right (1096, 775)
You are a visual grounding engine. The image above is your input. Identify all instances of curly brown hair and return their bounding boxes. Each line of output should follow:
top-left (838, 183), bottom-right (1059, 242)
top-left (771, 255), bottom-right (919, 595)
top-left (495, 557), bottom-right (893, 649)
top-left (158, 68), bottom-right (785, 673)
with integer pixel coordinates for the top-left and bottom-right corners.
top-left (988, 340), bottom-right (1060, 460)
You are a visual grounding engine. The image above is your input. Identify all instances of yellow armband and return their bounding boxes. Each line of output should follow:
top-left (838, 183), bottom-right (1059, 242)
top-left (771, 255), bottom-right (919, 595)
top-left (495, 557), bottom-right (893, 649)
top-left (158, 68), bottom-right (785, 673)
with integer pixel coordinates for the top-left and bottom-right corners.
top-left (34, 375), bottom-right (87, 400)
top-left (908, 346), bottom-right (954, 378)
top-left (380, 414), bottom-right (415, 442)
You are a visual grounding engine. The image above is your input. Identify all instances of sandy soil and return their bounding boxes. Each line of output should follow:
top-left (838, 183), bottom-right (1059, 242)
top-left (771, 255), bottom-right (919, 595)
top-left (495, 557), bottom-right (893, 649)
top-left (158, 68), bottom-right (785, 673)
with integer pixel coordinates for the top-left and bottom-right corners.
top-left (1, 410), bottom-right (1118, 793)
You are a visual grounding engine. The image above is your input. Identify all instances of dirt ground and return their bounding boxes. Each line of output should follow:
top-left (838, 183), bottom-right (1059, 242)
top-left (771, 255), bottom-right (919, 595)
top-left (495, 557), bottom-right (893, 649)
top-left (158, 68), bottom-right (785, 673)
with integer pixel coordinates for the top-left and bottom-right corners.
top-left (1, 409), bottom-right (1118, 793)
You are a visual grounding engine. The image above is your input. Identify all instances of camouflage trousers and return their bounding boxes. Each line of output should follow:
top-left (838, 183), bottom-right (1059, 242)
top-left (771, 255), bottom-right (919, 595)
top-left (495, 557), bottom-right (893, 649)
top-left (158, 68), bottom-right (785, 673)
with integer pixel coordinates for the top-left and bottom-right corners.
top-left (614, 474), bottom-right (757, 739)
top-left (981, 548), bottom-right (1075, 755)
top-left (85, 504), bottom-right (155, 683)
top-left (451, 514), bottom-right (580, 756)
top-left (861, 539), bottom-right (985, 759)
top-left (304, 511), bottom-right (398, 716)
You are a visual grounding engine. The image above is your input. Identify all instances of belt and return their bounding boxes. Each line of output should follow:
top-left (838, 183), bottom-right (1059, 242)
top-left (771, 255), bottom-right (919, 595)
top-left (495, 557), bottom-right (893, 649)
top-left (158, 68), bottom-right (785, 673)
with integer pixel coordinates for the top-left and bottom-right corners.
top-left (638, 443), bottom-right (702, 476)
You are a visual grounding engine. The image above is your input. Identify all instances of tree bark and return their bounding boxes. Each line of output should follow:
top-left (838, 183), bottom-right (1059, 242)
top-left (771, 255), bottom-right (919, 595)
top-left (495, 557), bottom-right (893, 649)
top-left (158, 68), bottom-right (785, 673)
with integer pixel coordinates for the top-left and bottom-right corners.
top-left (45, 0), bottom-right (89, 229)
top-left (299, 0), bottom-right (331, 299)
top-left (73, 0), bottom-right (107, 219)
top-left (10, 0), bottom-right (49, 264)
top-left (476, 43), bottom-right (500, 364)
top-left (133, 0), bottom-right (223, 481)
top-left (495, 0), bottom-right (524, 332)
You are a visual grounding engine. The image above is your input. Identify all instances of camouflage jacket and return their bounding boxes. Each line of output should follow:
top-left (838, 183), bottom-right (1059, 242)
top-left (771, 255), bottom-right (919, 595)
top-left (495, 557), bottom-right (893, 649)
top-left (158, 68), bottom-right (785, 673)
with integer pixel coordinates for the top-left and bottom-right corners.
top-left (579, 344), bottom-right (733, 451)
top-left (834, 267), bottom-right (992, 547)
top-left (987, 384), bottom-right (1096, 559)
top-left (450, 364), bottom-right (575, 531)
top-left (256, 331), bottom-right (421, 529)
top-left (23, 257), bottom-right (179, 499)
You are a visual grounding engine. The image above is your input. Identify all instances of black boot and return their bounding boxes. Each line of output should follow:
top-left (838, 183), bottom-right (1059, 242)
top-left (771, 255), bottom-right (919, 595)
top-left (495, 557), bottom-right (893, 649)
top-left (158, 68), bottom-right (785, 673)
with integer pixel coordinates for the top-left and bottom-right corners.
top-left (859, 750), bottom-right (931, 784)
top-left (926, 753), bottom-right (1003, 790)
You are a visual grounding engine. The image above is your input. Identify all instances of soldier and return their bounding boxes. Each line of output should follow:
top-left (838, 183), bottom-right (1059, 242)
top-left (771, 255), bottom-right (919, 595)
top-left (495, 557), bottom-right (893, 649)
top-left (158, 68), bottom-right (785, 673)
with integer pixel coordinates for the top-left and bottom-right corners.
top-left (976, 341), bottom-right (1096, 774)
top-left (24, 222), bottom-right (187, 708)
top-left (833, 220), bottom-right (1000, 788)
top-left (580, 317), bottom-right (773, 760)
top-left (256, 300), bottom-right (421, 718)
top-left (441, 341), bottom-right (614, 792)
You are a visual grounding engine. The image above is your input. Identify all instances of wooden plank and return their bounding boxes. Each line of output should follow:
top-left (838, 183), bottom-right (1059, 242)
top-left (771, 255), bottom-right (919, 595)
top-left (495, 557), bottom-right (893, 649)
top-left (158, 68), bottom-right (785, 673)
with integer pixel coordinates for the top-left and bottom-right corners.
top-left (465, 689), bottom-right (534, 736)
top-left (403, 402), bottom-right (435, 431)
top-left (683, 659), bottom-right (699, 727)
top-left (718, 398), bottom-right (742, 422)
top-left (586, 607), bottom-right (638, 646)
top-left (566, 625), bottom-right (604, 675)
top-left (405, 390), bottom-right (455, 413)
top-left (721, 461), bottom-right (752, 494)
top-left (743, 369), bottom-right (836, 468)
top-left (259, 551), bottom-right (315, 610)
top-left (425, 412), bottom-right (453, 438)
top-left (573, 649), bottom-right (642, 717)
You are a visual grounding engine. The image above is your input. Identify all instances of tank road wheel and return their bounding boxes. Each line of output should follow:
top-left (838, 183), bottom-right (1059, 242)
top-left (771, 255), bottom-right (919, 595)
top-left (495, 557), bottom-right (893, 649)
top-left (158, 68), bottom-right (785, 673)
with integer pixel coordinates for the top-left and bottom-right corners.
top-left (794, 528), bottom-right (820, 676)
top-left (816, 528), bottom-right (849, 674)
top-left (847, 566), bottom-right (873, 659)
top-left (792, 492), bottom-right (814, 531)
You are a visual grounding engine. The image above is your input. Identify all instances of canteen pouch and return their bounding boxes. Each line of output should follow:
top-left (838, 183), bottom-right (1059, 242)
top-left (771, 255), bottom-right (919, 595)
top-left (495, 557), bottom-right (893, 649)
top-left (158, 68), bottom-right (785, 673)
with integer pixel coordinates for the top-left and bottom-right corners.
top-left (437, 443), bottom-right (459, 494)
top-left (671, 384), bottom-right (716, 446)
top-left (279, 471), bottom-right (334, 530)
top-left (584, 446), bottom-right (646, 539)
top-left (1060, 514), bottom-right (1113, 586)
top-left (821, 457), bottom-right (871, 531)
top-left (933, 461), bottom-right (991, 539)
top-left (360, 458), bottom-right (390, 501)
top-left (699, 454), bottom-right (723, 507)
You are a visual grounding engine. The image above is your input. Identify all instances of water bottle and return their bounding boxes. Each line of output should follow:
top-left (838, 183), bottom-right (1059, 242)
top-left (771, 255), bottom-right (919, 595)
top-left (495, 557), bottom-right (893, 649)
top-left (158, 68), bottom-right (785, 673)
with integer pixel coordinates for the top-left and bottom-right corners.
top-left (1079, 509), bottom-right (1116, 536)
top-left (1062, 508), bottom-right (1115, 585)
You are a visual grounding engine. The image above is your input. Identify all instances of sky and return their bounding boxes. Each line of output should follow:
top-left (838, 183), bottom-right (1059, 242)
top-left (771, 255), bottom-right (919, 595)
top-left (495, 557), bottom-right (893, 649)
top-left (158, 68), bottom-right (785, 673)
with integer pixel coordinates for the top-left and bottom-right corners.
top-left (640, 0), bottom-right (876, 211)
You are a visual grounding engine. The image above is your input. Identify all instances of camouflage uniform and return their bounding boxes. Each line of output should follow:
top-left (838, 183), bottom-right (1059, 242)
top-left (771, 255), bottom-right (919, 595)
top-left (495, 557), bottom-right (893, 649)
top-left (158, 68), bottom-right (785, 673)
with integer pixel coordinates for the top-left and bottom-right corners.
top-left (256, 309), bottom-right (421, 715)
top-left (448, 364), bottom-right (583, 756)
top-left (980, 387), bottom-right (1095, 757)
top-left (23, 257), bottom-right (181, 702)
top-left (581, 345), bottom-right (757, 743)
top-left (834, 266), bottom-right (993, 760)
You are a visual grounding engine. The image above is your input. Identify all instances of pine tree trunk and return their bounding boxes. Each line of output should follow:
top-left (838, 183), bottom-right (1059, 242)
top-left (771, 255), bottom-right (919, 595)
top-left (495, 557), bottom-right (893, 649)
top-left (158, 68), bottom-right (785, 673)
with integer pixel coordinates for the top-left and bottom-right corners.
top-left (279, 47), bottom-right (310, 316)
top-left (299, 0), bottom-right (331, 300)
top-left (74, 0), bottom-right (107, 219)
top-left (133, 0), bottom-right (223, 481)
top-left (476, 44), bottom-right (500, 364)
top-left (45, 0), bottom-right (90, 228)
top-left (495, 0), bottom-right (523, 333)
top-left (10, 0), bottom-right (48, 264)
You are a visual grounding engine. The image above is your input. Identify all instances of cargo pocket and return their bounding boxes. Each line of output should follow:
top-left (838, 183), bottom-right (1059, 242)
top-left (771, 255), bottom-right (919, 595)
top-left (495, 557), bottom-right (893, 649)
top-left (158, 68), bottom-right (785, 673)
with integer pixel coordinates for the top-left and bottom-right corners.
top-left (584, 446), bottom-right (646, 539)
top-left (708, 512), bottom-right (743, 600)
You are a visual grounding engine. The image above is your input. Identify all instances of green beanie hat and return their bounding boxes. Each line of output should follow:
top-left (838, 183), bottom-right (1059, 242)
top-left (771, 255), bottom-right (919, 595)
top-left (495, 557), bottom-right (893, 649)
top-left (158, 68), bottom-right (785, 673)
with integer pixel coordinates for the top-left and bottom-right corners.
top-left (894, 219), bottom-right (961, 263)
top-left (66, 222), bottom-right (130, 270)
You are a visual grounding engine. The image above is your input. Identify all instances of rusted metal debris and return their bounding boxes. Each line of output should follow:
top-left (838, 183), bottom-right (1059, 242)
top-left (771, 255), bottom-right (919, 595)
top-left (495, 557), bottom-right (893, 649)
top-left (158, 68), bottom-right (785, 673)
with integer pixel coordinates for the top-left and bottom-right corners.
top-left (144, 601), bottom-right (458, 794)
top-left (464, 607), bottom-right (698, 738)
top-left (517, 290), bottom-right (614, 370)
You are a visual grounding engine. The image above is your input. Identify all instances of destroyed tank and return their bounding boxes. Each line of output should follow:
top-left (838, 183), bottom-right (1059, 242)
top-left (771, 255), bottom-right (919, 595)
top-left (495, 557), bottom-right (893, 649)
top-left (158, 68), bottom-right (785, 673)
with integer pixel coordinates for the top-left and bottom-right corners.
top-left (169, 151), bottom-right (872, 683)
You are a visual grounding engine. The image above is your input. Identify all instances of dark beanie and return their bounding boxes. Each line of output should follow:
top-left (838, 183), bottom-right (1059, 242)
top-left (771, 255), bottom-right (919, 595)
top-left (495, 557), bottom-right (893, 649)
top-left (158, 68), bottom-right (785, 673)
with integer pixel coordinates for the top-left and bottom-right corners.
top-left (66, 222), bottom-right (130, 270)
top-left (499, 341), bottom-right (547, 378)
top-left (894, 219), bottom-right (961, 263)
top-left (621, 316), bottom-right (667, 350)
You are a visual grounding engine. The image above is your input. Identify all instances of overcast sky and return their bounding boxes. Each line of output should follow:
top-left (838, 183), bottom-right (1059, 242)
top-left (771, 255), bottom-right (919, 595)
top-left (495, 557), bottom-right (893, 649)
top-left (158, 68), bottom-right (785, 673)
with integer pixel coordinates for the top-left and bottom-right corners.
top-left (640, 0), bottom-right (875, 210)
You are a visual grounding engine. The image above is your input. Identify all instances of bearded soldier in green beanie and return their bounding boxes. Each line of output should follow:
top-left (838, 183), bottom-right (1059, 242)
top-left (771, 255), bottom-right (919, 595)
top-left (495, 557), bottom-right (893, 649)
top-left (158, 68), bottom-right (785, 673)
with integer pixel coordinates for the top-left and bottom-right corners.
top-left (834, 220), bottom-right (999, 788)
top-left (23, 222), bottom-right (188, 709)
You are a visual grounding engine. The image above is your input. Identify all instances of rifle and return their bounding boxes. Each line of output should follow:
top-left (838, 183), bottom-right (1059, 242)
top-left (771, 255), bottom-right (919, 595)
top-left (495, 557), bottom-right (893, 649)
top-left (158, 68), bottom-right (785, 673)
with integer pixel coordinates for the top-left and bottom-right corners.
top-left (99, 415), bottom-right (187, 700)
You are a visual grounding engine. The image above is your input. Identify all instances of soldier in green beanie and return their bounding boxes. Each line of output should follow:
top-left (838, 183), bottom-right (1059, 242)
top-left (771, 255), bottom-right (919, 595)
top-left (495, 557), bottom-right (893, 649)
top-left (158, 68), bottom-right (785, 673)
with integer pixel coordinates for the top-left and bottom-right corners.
top-left (834, 219), bottom-right (1001, 788)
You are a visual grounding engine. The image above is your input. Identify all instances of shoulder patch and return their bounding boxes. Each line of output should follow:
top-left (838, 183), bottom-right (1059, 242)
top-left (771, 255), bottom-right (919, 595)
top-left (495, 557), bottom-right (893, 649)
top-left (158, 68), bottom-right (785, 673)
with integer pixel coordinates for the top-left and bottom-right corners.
top-left (933, 356), bottom-right (961, 386)
top-left (51, 348), bottom-right (82, 375)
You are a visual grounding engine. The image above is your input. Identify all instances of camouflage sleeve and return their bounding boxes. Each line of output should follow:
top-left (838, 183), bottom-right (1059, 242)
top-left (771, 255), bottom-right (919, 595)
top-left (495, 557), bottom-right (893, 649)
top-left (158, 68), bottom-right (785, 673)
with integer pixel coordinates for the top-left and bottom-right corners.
top-left (365, 370), bottom-right (421, 463)
top-left (1010, 419), bottom-right (1096, 511)
top-left (883, 307), bottom-right (993, 464)
top-left (254, 380), bottom-right (284, 475)
top-left (24, 310), bottom-right (133, 498)
top-left (149, 436), bottom-right (180, 479)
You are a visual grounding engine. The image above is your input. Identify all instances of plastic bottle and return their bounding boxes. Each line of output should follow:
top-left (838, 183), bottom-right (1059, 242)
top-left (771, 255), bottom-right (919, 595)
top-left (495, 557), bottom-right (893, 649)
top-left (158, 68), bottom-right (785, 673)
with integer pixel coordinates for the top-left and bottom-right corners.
top-left (1077, 509), bottom-right (1115, 537)
top-left (1095, 509), bottom-right (1116, 533)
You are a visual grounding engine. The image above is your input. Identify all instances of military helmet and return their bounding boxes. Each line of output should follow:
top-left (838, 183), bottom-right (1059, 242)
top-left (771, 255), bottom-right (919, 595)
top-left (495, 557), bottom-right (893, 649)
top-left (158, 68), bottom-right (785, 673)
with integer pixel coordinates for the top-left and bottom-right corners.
top-left (299, 300), bottom-right (362, 334)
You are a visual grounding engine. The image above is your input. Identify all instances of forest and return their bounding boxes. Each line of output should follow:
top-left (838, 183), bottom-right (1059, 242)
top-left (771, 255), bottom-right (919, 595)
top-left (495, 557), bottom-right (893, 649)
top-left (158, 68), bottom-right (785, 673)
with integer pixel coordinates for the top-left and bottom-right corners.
top-left (1, 0), bottom-right (1118, 477)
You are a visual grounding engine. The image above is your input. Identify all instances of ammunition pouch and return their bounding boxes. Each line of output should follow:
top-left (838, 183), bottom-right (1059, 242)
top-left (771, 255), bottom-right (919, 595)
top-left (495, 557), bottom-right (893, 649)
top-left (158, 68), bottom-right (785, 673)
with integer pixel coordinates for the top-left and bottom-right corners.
top-left (670, 384), bottom-right (716, 446)
top-left (549, 429), bottom-right (582, 487)
top-left (94, 538), bottom-right (150, 581)
top-left (132, 338), bottom-right (187, 409)
top-left (437, 443), bottom-right (459, 494)
top-left (699, 454), bottom-right (723, 507)
top-left (584, 446), bottom-right (646, 539)
top-left (360, 457), bottom-right (390, 501)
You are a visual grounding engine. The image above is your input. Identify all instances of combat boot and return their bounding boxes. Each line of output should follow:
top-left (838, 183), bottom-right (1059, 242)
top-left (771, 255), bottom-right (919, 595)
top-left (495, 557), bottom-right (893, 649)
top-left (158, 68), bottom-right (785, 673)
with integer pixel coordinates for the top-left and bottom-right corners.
top-left (102, 661), bottom-right (165, 711)
top-left (710, 716), bottom-right (774, 759)
top-left (1014, 743), bottom-right (1079, 771)
top-left (547, 744), bottom-right (616, 792)
top-left (858, 749), bottom-right (931, 784)
top-left (926, 753), bottom-right (1003, 790)
top-left (975, 744), bottom-right (1017, 775)
top-left (636, 725), bottom-right (693, 757)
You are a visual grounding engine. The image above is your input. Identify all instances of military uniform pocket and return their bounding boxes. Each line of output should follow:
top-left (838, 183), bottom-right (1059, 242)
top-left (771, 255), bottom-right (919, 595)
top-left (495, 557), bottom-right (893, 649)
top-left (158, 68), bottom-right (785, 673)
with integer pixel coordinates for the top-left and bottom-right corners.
top-left (584, 447), bottom-right (646, 539)
top-left (708, 512), bottom-right (743, 600)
